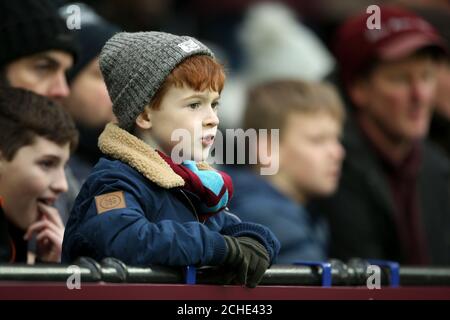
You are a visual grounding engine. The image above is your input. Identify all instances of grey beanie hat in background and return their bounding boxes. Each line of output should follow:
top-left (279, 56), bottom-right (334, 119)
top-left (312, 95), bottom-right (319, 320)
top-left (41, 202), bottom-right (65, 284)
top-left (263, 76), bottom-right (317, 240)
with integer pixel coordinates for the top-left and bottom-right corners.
top-left (99, 31), bottom-right (214, 131)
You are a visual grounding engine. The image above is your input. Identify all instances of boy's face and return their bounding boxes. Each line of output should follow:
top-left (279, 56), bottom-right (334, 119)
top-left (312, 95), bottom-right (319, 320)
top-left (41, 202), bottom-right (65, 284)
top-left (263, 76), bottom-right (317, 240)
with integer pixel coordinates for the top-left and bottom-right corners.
top-left (141, 85), bottom-right (220, 162)
top-left (279, 112), bottom-right (345, 200)
top-left (351, 55), bottom-right (438, 143)
top-left (0, 137), bottom-right (70, 230)
top-left (5, 50), bottom-right (73, 104)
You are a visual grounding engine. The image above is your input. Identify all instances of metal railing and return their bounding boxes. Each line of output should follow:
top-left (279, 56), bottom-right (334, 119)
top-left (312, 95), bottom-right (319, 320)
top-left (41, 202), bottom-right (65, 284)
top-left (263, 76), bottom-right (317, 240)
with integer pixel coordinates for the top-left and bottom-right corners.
top-left (1, 257), bottom-right (449, 287)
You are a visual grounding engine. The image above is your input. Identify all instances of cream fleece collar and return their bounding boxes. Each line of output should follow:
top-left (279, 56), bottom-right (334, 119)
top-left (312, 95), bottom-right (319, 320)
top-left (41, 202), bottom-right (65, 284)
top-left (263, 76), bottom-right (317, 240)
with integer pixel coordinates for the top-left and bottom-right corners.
top-left (98, 123), bottom-right (185, 189)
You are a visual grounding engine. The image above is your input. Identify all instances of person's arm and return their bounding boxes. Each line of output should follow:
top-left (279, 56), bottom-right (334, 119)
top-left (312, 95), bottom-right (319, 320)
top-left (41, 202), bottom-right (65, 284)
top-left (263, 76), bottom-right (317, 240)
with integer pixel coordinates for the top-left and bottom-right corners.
top-left (208, 208), bottom-right (280, 264)
top-left (63, 186), bottom-right (228, 267)
top-left (199, 207), bottom-right (280, 287)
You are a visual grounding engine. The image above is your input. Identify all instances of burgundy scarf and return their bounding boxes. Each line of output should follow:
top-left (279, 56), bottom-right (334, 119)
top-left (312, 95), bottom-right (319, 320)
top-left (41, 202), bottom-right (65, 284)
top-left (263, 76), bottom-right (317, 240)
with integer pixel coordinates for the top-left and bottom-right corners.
top-left (157, 151), bottom-right (233, 222)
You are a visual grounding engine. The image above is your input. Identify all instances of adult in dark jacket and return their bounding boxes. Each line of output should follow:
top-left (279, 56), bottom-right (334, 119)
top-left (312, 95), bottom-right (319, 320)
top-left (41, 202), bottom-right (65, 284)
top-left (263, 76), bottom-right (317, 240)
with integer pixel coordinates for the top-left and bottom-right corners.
top-left (312, 6), bottom-right (450, 265)
top-left (62, 31), bottom-right (280, 288)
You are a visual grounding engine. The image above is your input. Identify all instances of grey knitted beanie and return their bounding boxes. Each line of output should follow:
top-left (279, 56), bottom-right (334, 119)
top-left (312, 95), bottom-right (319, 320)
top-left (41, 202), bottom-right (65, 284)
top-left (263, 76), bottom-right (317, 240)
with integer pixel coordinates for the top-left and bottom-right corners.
top-left (99, 31), bottom-right (214, 131)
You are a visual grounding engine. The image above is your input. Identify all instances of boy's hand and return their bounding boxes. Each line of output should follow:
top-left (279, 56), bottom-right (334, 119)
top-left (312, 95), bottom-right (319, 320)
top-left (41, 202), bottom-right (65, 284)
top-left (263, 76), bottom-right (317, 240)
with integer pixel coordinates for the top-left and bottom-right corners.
top-left (24, 203), bottom-right (65, 263)
top-left (222, 236), bottom-right (270, 288)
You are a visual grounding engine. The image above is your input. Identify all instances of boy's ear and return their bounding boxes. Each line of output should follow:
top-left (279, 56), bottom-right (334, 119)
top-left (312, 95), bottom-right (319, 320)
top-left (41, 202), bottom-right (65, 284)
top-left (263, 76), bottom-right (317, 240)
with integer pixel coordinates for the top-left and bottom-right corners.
top-left (135, 105), bottom-right (153, 130)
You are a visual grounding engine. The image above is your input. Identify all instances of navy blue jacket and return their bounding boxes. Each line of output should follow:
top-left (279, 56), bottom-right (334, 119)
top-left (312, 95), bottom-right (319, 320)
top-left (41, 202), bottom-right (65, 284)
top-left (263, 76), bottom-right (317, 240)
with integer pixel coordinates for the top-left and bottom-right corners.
top-left (62, 124), bottom-right (280, 267)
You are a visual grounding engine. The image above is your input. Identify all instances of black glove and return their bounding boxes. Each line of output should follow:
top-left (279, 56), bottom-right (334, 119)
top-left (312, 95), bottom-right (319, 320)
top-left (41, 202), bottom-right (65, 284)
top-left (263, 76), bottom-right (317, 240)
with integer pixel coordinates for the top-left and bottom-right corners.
top-left (222, 236), bottom-right (270, 288)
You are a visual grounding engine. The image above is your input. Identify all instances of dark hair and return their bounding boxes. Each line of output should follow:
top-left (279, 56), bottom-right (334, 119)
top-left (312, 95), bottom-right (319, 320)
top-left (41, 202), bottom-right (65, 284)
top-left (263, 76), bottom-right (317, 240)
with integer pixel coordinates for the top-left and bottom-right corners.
top-left (0, 87), bottom-right (78, 160)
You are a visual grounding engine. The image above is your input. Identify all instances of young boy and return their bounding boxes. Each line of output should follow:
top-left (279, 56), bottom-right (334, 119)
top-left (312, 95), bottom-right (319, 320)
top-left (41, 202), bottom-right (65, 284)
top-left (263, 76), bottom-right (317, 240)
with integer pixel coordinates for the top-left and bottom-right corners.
top-left (62, 32), bottom-right (280, 288)
top-left (224, 80), bottom-right (345, 263)
top-left (0, 87), bottom-right (78, 263)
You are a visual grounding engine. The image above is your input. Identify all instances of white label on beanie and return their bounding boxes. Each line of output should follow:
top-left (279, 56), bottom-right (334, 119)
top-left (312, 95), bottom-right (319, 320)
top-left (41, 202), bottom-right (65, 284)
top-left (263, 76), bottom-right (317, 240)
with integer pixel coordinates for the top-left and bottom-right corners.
top-left (178, 39), bottom-right (201, 53)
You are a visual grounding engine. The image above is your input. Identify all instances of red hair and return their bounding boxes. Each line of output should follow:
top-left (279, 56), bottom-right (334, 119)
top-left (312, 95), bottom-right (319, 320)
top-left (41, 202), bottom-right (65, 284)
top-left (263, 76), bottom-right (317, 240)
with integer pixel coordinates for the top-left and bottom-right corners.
top-left (150, 55), bottom-right (225, 109)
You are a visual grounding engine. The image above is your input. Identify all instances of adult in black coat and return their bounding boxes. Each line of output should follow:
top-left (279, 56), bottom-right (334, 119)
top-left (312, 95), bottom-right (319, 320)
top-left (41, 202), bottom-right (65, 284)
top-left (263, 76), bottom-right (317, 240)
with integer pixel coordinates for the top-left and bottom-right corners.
top-left (311, 6), bottom-right (450, 265)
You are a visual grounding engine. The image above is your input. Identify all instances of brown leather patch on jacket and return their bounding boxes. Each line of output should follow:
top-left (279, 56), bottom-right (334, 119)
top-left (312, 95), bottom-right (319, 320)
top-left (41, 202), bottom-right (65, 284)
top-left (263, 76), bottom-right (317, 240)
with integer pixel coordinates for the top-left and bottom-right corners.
top-left (95, 191), bottom-right (126, 214)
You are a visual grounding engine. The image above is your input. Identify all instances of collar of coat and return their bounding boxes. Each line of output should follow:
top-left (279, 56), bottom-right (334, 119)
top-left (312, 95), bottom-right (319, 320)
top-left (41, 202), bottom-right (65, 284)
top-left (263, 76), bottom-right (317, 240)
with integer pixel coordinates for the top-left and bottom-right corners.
top-left (98, 123), bottom-right (193, 189)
